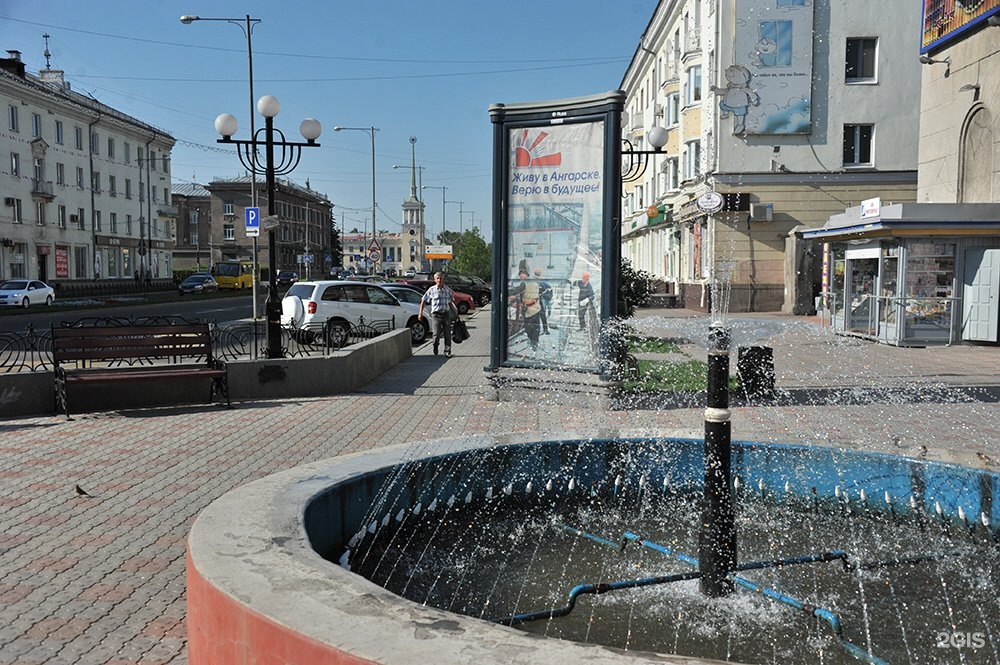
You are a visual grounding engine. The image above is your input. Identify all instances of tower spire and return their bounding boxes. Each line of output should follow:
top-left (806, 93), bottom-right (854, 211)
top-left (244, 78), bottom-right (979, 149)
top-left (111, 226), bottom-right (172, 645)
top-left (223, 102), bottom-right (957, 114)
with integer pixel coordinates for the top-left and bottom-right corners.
top-left (43, 33), bottom-right (52, 69)
top-left (409, 136), bottom-right (417, 199)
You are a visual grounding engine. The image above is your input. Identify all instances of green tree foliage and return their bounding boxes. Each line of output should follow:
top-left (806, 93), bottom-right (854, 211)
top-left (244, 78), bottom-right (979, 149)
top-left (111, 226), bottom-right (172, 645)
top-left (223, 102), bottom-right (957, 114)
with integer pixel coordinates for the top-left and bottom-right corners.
top-left (448, 228), bottom-right (492, 280)
top-left (618, 257), bottom-right (651, 318)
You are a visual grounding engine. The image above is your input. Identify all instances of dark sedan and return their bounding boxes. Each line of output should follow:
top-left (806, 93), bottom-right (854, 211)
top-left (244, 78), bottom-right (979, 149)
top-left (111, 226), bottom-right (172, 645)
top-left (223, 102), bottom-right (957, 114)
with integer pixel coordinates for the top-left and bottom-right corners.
top-left (177, 274), bottom-right (219, 295)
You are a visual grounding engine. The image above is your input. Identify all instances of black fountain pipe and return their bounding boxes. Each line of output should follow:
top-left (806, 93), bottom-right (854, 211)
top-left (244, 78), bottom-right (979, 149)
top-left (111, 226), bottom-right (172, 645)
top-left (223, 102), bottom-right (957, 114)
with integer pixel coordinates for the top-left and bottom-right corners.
top-left (699, 321), bottom-right (736, 596)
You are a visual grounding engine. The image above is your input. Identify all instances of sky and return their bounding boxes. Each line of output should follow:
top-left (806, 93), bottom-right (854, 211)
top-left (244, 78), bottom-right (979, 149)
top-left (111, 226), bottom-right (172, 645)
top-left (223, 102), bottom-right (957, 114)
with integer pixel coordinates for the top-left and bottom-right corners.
top-left (2, 0), bottom-right (657, 244)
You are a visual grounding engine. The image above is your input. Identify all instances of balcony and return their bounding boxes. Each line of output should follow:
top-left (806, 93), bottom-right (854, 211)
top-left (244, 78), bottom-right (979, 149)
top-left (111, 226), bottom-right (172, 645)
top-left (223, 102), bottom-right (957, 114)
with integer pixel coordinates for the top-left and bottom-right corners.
top-left (157, 204), bottom-right (179, 217)
top-left (31, 179), bottom-right (55, 200)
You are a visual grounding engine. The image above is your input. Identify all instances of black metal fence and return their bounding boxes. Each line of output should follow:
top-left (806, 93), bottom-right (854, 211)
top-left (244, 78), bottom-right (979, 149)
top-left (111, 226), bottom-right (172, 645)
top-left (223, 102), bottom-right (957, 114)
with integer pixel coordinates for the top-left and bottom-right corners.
top-left (0, 315), bottom-right (397, 373)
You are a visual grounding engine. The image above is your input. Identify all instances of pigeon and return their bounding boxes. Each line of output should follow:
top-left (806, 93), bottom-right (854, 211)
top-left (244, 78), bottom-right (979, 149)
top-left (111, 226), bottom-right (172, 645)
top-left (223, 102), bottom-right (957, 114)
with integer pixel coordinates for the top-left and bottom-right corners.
top-left (74, 484), bottom-right (93, 497)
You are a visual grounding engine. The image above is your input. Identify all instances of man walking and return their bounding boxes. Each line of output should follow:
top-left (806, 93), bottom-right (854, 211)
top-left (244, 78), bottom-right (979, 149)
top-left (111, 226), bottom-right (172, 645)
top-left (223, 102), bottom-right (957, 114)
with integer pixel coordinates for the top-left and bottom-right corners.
top-left (418, 272), bottom-right (456, 357)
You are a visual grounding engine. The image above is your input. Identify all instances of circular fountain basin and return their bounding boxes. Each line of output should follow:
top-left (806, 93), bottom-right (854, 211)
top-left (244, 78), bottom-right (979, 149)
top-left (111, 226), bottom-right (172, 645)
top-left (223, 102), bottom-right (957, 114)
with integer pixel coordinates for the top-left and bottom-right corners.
top-left (187, 436), bottom-right (999, 665)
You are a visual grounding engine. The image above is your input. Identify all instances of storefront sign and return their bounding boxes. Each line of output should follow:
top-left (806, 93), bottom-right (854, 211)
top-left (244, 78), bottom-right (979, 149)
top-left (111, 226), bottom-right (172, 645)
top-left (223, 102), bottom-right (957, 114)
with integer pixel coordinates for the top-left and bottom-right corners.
top-left (55, 246), bottom-right (69, 278)
top-left (696, 191), bottom-right (724, 214)
top-left (861, 197), bottom-right (881, 220)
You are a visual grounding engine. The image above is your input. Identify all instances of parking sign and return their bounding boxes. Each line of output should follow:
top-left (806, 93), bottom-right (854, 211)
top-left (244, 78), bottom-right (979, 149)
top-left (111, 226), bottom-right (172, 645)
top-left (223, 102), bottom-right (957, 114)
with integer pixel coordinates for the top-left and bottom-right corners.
top-left (245, 207), bottom-right (260, 237)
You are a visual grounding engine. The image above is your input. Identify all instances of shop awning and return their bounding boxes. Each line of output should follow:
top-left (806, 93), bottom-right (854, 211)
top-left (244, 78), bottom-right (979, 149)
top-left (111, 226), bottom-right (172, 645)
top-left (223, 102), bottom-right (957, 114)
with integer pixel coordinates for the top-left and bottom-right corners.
top-left (802, 202), bottom-right (1000, 241)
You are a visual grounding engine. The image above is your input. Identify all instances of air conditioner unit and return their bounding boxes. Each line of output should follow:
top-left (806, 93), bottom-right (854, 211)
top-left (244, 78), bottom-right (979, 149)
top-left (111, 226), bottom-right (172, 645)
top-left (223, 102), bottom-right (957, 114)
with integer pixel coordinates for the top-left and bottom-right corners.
top-left (3, 197), bottom-right (14, 206)
top-left (69, 214), bottom-right (79, 222)
top-left (749, 203), bottom-right (773, 222)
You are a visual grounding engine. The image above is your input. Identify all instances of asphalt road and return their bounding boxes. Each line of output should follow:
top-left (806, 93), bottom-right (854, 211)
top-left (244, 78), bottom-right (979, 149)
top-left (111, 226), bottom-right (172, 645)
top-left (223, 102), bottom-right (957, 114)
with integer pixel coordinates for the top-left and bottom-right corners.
top-left (0, 292), bottom-right (257, 334)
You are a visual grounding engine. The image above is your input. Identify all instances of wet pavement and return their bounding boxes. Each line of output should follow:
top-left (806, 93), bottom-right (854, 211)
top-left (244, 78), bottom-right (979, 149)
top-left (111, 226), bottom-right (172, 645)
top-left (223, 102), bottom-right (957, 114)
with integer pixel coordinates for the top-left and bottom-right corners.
top-left (0, 305), bottom-right (997, 664)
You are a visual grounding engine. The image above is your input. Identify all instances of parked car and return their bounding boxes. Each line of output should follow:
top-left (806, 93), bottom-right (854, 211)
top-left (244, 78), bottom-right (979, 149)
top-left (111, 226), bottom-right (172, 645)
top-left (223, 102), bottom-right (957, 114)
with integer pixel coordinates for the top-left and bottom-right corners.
top-left (177, 273), bottom-right (219, 295)
top-left (443, 273), bottom-right (491, 307)
top-left (0, 279), bottom-right (55, 307)
top-left (276, 270), bottom-right (299, 288)
top-left (403, 268), bottom-right (416, 278)
top-left (281, 280), bottom-right (428, 346)
top-left (400, 280), bottom-right (476, 314)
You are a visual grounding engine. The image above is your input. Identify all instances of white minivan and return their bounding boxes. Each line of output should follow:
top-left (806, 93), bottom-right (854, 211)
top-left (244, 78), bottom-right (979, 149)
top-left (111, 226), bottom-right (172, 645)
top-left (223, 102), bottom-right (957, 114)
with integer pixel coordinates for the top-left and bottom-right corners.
top-left (280, 280), bottom-right (428, 346)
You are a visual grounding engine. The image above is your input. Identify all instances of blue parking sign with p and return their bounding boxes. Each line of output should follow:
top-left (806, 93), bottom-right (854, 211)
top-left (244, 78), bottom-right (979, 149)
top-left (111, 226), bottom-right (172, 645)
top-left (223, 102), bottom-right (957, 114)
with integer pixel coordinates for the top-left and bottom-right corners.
top-left (245, 207), bottom-right (260, 237)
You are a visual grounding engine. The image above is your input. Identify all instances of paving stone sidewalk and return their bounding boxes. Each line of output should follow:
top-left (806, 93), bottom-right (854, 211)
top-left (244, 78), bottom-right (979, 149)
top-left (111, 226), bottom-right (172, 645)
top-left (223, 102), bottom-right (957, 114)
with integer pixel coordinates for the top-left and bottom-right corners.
top-left (0, 306), bottom-right (997, 664)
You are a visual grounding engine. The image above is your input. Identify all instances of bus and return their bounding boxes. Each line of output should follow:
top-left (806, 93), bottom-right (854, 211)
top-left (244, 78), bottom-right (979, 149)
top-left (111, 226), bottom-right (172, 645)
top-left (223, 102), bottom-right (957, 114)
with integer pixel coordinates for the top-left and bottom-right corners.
top-left (213, 260), bottom-right (255, 289)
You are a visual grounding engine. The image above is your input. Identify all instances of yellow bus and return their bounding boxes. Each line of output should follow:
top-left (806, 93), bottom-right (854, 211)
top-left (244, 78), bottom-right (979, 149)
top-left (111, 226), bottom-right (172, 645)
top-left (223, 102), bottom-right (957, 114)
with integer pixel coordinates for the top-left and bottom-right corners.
top-left (213, 260), bottom-right (255, 289)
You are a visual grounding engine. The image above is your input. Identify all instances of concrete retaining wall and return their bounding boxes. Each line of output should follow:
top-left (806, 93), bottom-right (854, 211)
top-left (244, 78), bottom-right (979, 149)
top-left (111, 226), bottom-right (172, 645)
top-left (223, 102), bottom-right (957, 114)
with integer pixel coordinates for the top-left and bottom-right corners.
top-left (0, 329), bottom-right (412, 420)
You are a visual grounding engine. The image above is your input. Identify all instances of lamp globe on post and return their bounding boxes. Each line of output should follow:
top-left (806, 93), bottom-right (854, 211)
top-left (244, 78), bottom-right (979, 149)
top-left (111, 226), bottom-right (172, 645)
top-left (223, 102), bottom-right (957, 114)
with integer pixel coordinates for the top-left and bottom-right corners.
top-left (646, 126), bottom-right (668, 151)
top-left (300, 118), bottom-right (322, 143)
top-left (215, 113), bottom-right (238, 139)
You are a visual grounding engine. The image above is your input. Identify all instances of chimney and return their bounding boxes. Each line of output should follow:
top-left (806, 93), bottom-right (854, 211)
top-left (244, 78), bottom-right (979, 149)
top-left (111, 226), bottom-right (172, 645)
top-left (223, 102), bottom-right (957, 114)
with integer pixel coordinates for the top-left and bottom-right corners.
top-left (39, 69), bottom-right (69, 90)
top-left (6, 50), bottom-right (21, 61)
top-left (1, 50), bottom-right (26, 78)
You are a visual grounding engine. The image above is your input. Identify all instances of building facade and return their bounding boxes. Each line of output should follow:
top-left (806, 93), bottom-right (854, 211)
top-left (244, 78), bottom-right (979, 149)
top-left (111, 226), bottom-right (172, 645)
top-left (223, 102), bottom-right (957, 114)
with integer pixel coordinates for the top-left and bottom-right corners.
top-left (171, 183), bottom-right (213, 271)
top-left (1, 50), bottom-right (176, 284)
top-left (204, 176), bottom-right (333, 279)
top-left (620, 0), bottom-right (921, 313)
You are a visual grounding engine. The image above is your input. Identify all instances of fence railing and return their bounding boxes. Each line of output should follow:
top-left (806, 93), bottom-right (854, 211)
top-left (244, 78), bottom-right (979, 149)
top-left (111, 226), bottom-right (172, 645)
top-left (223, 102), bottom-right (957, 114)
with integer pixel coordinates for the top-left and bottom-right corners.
top-left (0, 315), bottom-right (397, 373)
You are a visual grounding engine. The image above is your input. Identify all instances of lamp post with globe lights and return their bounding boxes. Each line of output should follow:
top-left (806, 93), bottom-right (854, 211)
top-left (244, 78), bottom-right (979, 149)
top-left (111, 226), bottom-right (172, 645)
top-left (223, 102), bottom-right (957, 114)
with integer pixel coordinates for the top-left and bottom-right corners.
top-left (215, 95), bottom-right (321, 358)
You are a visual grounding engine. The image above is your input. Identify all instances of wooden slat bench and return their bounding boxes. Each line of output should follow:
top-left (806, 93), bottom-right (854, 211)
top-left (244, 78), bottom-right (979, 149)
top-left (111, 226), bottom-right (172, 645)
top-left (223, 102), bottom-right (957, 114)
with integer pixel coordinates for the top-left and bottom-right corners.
top-left (51, 322), bottom-right (230, 419)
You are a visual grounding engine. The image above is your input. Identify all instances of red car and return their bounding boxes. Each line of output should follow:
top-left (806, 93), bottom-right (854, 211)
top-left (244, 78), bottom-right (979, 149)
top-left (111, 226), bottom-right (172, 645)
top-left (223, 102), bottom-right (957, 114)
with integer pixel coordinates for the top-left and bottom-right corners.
top-left (401, 280), bottom-right (476, 314)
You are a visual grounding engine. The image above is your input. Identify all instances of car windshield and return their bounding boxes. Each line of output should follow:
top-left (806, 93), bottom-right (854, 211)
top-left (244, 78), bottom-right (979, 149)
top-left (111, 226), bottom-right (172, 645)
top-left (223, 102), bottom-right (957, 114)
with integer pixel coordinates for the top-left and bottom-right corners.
top-left (0, 281), bottom-right (28, 290)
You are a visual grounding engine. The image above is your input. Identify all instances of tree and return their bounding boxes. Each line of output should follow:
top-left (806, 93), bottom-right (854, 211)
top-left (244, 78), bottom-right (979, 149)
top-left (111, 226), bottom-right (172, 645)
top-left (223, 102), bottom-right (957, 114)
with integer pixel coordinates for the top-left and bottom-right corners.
top-left (618, 257), bottom-right (651, 318)
top-left (448, 228), bottom-right (491, 279)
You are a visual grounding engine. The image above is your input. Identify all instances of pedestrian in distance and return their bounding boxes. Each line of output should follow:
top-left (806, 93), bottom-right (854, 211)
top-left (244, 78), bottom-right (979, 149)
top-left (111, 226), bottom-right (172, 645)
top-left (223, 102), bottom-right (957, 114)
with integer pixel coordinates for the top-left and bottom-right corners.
top-left (418, 271), bottom-right (456, 357)
top-left (575, 271), bottom-right (595, 331)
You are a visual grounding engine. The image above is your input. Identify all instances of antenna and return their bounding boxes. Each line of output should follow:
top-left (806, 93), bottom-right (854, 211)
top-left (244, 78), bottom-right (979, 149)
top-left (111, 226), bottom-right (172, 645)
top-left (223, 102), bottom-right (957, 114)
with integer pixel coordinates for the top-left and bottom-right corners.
top-left (43, 33), bottom-right (51, 69)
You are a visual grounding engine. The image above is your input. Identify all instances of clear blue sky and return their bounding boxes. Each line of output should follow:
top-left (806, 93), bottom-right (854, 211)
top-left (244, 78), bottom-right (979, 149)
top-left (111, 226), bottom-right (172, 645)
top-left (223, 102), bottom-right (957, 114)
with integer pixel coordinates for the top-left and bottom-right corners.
top-left (3, 1), bottom-right (656, 243)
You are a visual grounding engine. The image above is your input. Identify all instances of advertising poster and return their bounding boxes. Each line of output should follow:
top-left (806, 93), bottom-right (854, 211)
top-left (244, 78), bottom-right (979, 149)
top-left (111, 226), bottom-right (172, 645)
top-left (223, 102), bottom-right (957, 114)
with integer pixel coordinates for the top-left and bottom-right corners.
top-left (722, 0), bottom-right (815, 135)
top-left (505, 120), bottom-right (605, 368)
top-left (922, 0), bottom-right (1000, 52)
top-left (55, 246), bottom-right (69, 279)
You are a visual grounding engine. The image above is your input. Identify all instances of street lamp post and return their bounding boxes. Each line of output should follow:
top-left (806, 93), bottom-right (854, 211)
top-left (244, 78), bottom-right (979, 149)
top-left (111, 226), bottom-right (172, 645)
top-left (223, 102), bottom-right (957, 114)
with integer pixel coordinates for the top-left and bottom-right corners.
top-left (334, 126), bottom-right (378, 271)
top-left (422, 185), bottom-right (447, 237)
top-left (459, 210), bottom-right (474, 234)
top-left (446, 200), bottom-right (464, 233)
top-left (181, 13), bottom-right (262, 319)
top-left (392, 164), bottom-right (425, 200)
top-left (215, 95), bottom-right (321, 358)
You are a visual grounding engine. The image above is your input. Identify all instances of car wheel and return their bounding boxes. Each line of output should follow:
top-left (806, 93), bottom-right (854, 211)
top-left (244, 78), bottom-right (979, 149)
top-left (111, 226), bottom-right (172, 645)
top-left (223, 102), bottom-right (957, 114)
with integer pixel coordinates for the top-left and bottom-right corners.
top-left (478, 293), bottom-right (490, 307)
top-left (457, 301), bottom-right (469, 315)
top-left (45, 295), bottom-right (53, 306)
top-left (325, 321), bottom-right (350, 348)
top-left (21, 297), bottom-right (29, 308)
top-left (409, 317), bottom-right (429, 345)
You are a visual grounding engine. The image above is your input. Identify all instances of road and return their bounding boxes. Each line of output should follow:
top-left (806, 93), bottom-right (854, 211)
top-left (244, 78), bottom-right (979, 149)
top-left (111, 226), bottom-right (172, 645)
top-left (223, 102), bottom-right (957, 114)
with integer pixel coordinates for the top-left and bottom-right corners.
top-left (0, 292), bottom-right (256, 334)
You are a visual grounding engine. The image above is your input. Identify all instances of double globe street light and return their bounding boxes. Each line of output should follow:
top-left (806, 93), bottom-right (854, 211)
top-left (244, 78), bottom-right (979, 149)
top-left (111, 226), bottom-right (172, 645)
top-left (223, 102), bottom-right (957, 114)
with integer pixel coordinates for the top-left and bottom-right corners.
top-left (215, 95), bottom-right (321, 359)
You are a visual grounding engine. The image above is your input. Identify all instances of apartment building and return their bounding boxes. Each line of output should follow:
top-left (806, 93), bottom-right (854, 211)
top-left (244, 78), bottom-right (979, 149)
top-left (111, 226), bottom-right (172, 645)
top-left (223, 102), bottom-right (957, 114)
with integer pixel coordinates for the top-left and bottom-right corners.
top-left (1, 50), bottom-right (175, 283)
top-left (620, 0), bottom-right (921, 313)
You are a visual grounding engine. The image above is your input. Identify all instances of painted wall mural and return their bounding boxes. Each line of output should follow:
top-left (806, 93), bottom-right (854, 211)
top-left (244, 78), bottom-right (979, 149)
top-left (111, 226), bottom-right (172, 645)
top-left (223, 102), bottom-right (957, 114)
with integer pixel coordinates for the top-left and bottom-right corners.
top-left (720, 0), bottom-right (815, 135)
top-left (922, 0), bottom-right (1000, 52)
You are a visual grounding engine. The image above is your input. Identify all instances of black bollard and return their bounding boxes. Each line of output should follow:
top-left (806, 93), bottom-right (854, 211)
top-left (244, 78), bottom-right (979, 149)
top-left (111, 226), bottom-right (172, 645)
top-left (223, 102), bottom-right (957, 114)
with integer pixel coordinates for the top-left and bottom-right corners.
top-left (699, 322), bottom-right (737, 596)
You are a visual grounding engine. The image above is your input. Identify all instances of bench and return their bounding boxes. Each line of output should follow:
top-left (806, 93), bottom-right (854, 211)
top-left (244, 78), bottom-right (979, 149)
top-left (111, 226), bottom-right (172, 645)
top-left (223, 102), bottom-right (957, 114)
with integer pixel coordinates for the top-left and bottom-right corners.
top-left (648, 293), bottom-right (679, 308)
top-left (51, 322), bottom-right (230, 419)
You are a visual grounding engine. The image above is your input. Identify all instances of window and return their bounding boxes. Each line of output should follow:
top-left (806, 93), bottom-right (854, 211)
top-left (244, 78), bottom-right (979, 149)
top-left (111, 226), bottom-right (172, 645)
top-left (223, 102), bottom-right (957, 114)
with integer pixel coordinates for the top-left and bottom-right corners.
top-left (94, 210), bottom-right (102, 231)
top-left (665, 92), bottom-right (680, 126)
top-left (124, 141), bottom-right (131, 163)
top-left (109, 175), bottom-right (117, 197)
top-left (224, 200), bottom-right (235, 215)
top-left (33, 157), bottom-right (43, 181)
top-left (151, 187), bottom-right (157, 203)
top-left (10, 152), bottom-right (19, 177)
top-left (843, 124), bottom-right (874, 166)
top-left (683, 139), bottom-right (702, 180)
top-left (91, 131), bottom-right (99, 154)
top-left (107, 137), bottom-right (115, 159)
top-left (74, 246), bottom-right (88, 279)
top-left (125, 178), bottom-right (132, 199)
top-left (110, 212), bottom-right (118, 233)
top-left (55, 120), bottom-right (63, 145)
top-left (11, 199), bottom-right (23, 224)
top-left (846, 38), bottom-right (877, 82)
top-left (666, 157), bottom-right (680, 190)
top-left (35, 201), bottom-right (46, 226)
top-left (163, 187), bottom-right (168, 204)
top-left (77, 208), bottom-right (86, 230)
top-left (75, 126), bottom-right (83, 150)
top-left (149, 150), bottom-right (156, 170)
top-left (161, 155), bottom-right (169, 174)
top-left (223, 224), bottom-right (235, 240)
top-left (189, 211), bottom-right (199, 246)
top-left (685, 66), bottom-right (702, 105)
top-left (56, 162), bottom-right (65, 185)
top-left (92, 171), bottom-right (101, 193)
top-left (31, 113), bottom-right (41, 137)
top-left (76, 167), bottom-right (84, 189)
top-left (58, 205), bottom-right (67, 228)
top-left (9, 243), bottom-right (26, 278)
top-left (7, 105), bottom-right (17, 132)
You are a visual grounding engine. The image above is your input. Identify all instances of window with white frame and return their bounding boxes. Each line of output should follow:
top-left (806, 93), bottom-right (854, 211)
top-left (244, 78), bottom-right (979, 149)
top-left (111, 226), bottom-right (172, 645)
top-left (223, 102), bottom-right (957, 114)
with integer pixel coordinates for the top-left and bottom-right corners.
top-left (31, 113), bottom-right (41, 137)
top-left (843, 124), bottom-right (873, 166)
top-left (90, 131), bottom-right (99, 154)
top-left (55, 120), bottom-right (63, 145)
top-left (33, 157), bottom-right (43, 181)
top-left (124, 142), bottom-right (131, 163)
top-left (223, 223), bottom-right (235, 241)
top-left (107, 137), bottom-right (115, 160)
top-left (110, 212), bottom-right (118, 233)
top-left (10, 152), bottom-right (19, 177)
top-left (685, 66), bottom-right (702, 106)
top-left (666, 157), bottom-right (680, 190)
top-left (189, 210), bottom-right (199, 246)
top-left (92, 171), bottom-right (101, 193)
top-left (125, 179), bottom-right (132, 199)
top-left (149, 150), bottom-right (156, 170)
top-left (35, 201), bottom-right (46, 225)
top-left (56, 162), bottom-right (64, 185)
top-left (94, 210), bottom-right (102, 231)
top-left (76, 167), bottom-right (84, 189)
top-left (58, 205), bottom-right (67, 228)
top-left (224, 200), bottom-right (235, 215)
top-left (665, 93), bottom-right (680, 126)
top-left (109, 175), bottom-right (117, 197)
top-left (77, 208), bottom-right (85, 230)
top-left (75, 126), bottom-right (83, 150)
top-left (845, 38), bottom-right (877, 83)
top-left (8, 105), bottom-right (18, 132)
top-left (683, 140), bottom-right (701, 180)
top-left (11, 199), bottom-right (22, 224)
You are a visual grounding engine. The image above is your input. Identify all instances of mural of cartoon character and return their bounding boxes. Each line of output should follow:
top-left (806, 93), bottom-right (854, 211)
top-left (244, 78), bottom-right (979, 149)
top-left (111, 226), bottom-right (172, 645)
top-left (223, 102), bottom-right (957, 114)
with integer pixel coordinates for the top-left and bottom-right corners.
top-left (710, 64), bottom-right (760, 135)
top-left (750, 37), bottom-right (778, 67)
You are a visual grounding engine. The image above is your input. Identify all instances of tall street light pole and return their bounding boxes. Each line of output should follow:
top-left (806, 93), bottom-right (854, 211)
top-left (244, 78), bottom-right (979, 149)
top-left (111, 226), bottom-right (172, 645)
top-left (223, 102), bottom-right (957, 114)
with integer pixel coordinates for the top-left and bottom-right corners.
top-left (334, 126), bottom-right (378, 271)
top-left (215, 95), bottom-right (321, 358)
top-left (422, 185), bottom-right (447, 238)
top-left (181, 13), bottom-right (262, 318)
top-left (392, 164), bottom-right (425, 200)
top-left (446, 200), bottom-right (464, 233)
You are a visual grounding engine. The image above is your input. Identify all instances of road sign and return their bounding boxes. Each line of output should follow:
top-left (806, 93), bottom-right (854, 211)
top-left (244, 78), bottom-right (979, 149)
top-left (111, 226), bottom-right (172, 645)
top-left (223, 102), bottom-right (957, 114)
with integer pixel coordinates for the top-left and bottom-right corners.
top-left (245, 207), bottom-right (260, 238)
top-left (261, 214), bottom-right (280, 230)
top-left (368, 239), bottom-right (381, 253)
top-left (302, 254), bottom-right (313, 264)
top-left (369, 250), bottom-right (381, 263)
top-left (425, 244), bottom-right (453, 259)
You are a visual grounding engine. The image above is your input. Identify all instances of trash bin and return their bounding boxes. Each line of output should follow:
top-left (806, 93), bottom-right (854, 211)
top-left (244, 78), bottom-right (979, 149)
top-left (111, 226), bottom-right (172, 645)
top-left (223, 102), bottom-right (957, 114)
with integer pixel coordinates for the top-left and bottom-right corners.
top-left (737, 346), bottom-right (775, 398)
